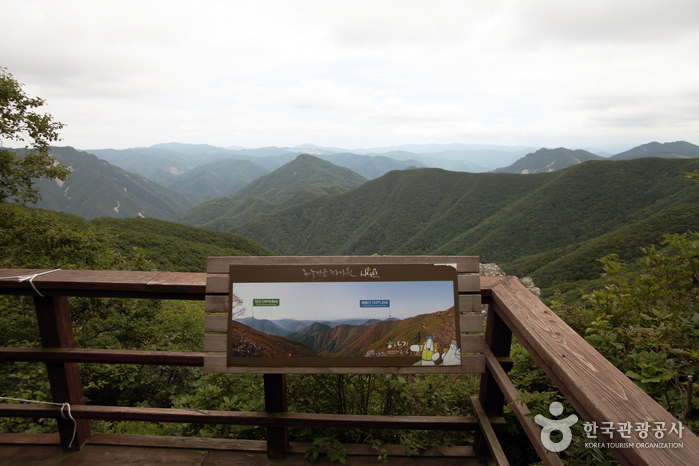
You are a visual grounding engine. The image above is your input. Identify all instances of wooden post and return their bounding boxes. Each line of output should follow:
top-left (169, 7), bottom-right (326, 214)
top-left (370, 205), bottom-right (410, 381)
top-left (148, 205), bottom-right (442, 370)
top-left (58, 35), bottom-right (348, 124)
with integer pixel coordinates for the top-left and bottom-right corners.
top-left (474, 300), bottom-right (513, 456)
top-left (264, 373), bottom-right (288, 459)
top-left (33, 295), bottom-right (91, 450)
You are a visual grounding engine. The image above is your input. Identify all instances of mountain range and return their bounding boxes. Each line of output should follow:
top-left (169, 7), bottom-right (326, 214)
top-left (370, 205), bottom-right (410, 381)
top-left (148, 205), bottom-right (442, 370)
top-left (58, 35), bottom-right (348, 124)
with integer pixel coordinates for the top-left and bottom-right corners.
top-left (23, 139), bottom-right (699, 304)
top-left (85, 142), bottom-right (534, 199)
top-left (81, 140), bottom-right (699, 200)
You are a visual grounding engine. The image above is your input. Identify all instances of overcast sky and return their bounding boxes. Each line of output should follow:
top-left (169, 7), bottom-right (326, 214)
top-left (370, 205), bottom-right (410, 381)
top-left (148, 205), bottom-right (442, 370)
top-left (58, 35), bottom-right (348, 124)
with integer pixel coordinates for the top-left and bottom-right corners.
top-left (232, 280), bottom-right (455, 321)
top-left (2, 0), bottom-right (698, 152)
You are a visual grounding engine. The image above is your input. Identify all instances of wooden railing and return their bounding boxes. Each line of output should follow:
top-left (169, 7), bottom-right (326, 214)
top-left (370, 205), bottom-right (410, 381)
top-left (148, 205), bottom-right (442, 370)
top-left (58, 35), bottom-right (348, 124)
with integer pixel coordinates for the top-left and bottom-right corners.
top-left (0, 268), bottom-right (698, 465)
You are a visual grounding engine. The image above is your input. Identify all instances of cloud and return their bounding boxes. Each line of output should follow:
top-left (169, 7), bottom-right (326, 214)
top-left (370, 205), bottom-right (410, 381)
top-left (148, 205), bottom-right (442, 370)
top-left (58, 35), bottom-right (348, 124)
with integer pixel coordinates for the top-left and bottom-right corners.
top-left (1, 0), bottom-right (697, 150)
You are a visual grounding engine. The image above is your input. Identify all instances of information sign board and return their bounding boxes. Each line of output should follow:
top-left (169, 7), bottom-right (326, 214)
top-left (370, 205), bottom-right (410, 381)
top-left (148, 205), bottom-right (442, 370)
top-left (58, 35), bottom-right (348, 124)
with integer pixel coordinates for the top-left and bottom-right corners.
top-left (227, 263), bottom-right (460, 368)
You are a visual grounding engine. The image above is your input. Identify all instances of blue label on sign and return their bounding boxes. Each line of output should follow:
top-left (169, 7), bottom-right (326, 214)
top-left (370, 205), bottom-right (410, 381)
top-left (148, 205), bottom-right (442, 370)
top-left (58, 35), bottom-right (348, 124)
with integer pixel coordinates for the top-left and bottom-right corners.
top-left (359, 300), bottom-right (390, 308)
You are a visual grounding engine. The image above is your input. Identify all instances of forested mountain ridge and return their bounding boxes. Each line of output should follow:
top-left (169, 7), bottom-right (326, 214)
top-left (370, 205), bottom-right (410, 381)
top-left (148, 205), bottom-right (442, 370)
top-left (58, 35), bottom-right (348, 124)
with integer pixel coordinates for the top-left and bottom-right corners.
top-left (1, 206), bottom-right (274, 273)
top-left (221, 158), bottom-right (699, 264)
top-left (507, 203), bottom-right (699, 300)
top-left (230, 154), bottom-right (367, 202)
top-left (176, 154), bottom-right (367, 227)
top-left (90, 217), bottom-right (274, 272)
top-left (30, 146), bottom-right (203, 221)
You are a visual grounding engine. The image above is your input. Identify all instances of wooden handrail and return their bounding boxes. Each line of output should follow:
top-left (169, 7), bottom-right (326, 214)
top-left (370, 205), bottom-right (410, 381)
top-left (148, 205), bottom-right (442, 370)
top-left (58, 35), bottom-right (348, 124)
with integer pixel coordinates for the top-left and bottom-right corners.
top-left (0, 269), bottom-right (206, 299)
top-left (490, 277), bottom-right (699, 466)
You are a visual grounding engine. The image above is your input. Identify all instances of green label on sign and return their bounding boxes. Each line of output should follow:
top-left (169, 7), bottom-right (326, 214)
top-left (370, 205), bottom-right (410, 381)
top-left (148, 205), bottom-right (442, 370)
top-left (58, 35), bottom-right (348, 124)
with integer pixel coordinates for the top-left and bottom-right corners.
top-left (253, 299), bottom-right (280, 306)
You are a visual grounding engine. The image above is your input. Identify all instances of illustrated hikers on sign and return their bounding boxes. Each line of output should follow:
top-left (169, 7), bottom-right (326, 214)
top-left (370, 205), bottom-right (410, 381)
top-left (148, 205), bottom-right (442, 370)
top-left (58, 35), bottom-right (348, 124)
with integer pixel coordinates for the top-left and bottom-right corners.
top-left (226, 264), bottom-right (462, 368)
top-left (410, 336), bottom-right (462, 366)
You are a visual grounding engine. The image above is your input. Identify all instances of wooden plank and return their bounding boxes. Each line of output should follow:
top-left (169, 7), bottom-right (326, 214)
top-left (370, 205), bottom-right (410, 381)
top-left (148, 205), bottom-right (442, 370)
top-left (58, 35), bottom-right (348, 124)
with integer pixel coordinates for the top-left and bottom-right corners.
top-left (0, 433), bottom-right (60, 445)
top-left (203, 353), bottom-right (485, 374)
top-left (0, 434), bottom-right (478, 458)
top-left (459, 294), bottom-right (482, 313)
top-left (205, 295), bottom-right (228, 313)
top-left (459, 313), bottom-right (484, 333)
top-left (208, 256), bottom-right (480, 274)
top-left (204, 334), bottom-right (227, 353)
top-left (491, 277), bottom-right (699, 466)
top-left (88, 435), bottom-right (480, 458)
top-left (145, 272), bottom-right (207, 297)
top-left (458, 275), bottom-right (480, 293)
top-left (205, 315), bottom-right (228, 333)
top-left (206, 275), bottom-right (229, 294)
top-left (484, 347), bottom-right (563, 466)
top-left (287, 442), bottom-right (480, 458)
top-left (0, 269), bottom-right (206, 299)
top-left (470, 396), bottom-right (509, 466)
top-left (0, 348), bottom-right (205, 367)
top-left (86, 434), bottom-right (268, 451)
top-left (0, 403), bottom-right (486, 430)
top-left (460, 334), bottom-right (485, 353)
top-left (33, 295), bottom-right (91, 450)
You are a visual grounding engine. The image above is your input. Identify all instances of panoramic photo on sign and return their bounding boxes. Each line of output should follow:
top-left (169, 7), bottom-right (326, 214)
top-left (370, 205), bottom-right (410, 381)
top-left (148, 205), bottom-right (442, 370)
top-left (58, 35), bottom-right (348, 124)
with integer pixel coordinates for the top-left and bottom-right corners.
top-left (227, 264), bottom-right (460, 367)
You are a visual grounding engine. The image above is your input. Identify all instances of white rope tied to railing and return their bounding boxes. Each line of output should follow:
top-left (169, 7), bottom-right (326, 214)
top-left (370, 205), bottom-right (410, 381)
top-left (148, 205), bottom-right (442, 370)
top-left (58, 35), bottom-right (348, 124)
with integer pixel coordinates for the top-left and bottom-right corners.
top-left (0, 269), bottom-right (62, 297)
top-left (0, 396), bottom-right (77, 448)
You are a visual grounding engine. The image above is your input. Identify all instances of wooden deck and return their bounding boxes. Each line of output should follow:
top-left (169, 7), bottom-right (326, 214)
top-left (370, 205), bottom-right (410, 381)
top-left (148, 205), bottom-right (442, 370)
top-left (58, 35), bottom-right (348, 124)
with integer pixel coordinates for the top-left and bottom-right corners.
top-left (0, 434), bottom-right (488, 465)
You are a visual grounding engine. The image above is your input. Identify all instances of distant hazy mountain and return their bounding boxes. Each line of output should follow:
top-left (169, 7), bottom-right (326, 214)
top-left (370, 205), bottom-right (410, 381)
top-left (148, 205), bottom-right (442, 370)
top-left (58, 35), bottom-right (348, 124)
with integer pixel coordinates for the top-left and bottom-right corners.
top-left (323, 153), bottom-right (426, 179)
top-left (160, 158), bottom-right (269, 197)
top-left (349, 142), bottom-right (535, 154)
top-left (492, 148), bottom-right (607, 174)
top-left (86, 147), bottom-right (232, 185)
top-left (609, 141), bottom-right (699, 160)
top-left (235, 317), bottom-right (383, 340)
top-left (269, 318), bottom-right (371, 332)
top-left (236, 318), bottom-right (292, 337)
top-left (151, 142), bottom-right (240, 155)
top-left (31, 146), bottom-right (202, 220)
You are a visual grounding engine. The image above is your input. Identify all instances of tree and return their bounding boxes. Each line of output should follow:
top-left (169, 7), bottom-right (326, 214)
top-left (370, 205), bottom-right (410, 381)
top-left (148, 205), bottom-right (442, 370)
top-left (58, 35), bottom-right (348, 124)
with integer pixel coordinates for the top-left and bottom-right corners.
top-left (1, 65), bottom-right (70, 204)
